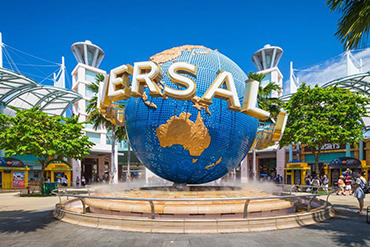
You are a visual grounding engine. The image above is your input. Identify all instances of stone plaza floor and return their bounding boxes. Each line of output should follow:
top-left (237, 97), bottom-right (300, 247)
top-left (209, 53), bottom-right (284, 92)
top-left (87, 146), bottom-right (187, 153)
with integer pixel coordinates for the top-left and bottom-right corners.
top-left (0, 191), bottom-right (369, 247)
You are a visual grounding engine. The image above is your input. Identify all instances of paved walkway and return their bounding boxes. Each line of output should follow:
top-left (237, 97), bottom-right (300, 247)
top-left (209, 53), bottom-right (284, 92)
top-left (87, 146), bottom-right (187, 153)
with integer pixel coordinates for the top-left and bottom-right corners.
top-left (0, 192), bottom-right (369, 247)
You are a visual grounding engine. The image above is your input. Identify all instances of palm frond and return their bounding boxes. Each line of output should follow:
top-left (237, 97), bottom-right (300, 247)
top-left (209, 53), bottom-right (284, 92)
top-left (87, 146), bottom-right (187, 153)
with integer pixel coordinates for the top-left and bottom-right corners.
top-left (85, 74), bottom-right (127, 142)
top-left (327, 0), bottom-right (370, 49)
top-left (248, 72), bottom-right (266, 82)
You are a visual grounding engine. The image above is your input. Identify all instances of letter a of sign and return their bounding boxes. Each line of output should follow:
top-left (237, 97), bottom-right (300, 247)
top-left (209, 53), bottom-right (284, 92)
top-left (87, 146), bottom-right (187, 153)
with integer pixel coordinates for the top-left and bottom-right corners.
top-left (201, 70), bottom-right (241, 111)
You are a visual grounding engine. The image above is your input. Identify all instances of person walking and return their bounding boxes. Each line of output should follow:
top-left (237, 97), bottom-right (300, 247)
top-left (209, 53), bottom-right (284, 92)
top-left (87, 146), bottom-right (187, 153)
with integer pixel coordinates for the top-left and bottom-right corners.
top-left (311, 175), bottom-right (321, 194)
top-left (344, 174), bottom-right (352, 195)
top-left (61, 175), bottom-right (68, 187)
top-left (353, 171), bottom-right (367, 214)
top-left (81, 176), bottom-right (86, 187)
top-left (305, 175), bottom-right (311, 192)
top-left (322, 175), bottom-right (329, 193)
top-left (337, 175), bottom-right (346, 196)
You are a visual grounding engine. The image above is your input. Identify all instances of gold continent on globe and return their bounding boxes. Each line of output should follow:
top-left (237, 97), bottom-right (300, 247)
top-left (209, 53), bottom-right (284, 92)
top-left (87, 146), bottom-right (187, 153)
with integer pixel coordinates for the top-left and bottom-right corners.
top-left (156, 112), bottom-right (211, 157)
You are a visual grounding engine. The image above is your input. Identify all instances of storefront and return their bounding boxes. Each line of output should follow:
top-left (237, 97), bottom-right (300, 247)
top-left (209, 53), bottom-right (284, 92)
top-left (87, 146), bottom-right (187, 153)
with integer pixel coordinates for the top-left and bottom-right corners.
top-left (45, 160), bottom-right (71, 186)
top-left (0, 157), bottom-right (29, 189)
top-left (258, 158), bottom-right (277, 177)
top-left (324, 157), bottom-right (367, 186)
top-left (285, 161), bottom-right (310, 185)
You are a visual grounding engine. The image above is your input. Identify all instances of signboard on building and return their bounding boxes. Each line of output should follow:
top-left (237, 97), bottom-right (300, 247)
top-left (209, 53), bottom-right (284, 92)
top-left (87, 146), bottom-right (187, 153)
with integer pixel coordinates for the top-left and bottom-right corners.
top-left (304, 143), bottom-right (351, 152)
top-left (0, 157), bottom-right (25, 167)
top-left (12, 171), bottom-right (25, 187)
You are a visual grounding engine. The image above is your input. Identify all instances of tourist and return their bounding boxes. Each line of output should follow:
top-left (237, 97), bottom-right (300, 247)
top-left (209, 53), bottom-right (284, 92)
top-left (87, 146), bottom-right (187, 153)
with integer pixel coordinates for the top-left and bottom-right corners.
top-left (293, 180), bottom-right (301, 192)
top-left (278, 174), bottom-right (283, 184)
top-left (322, 175), bottom-right (329, 193)
top-left (61, 175), bottom-right (68, 187)
top-left (81, 176), bottom-right (86, 186)
top-left (345, 167), bottom-right (353, 176)
top-left (337, 175), bottom-right (346, 196)
top-left (76, 176), bottom-right (80, 187)
top-left (311, 175), bottom-right (321, 194)
top-left (344, 174), bottom-right (352, 195)
top-left (353, 171), bottom-right (367, 214)
top-left (305, 175), bottom-right (311, 192)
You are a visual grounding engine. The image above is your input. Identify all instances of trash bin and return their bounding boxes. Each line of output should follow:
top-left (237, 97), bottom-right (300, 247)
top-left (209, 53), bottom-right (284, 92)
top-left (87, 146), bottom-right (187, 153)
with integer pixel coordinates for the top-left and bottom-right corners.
top-left (42, 182), bottom-right (58, 194)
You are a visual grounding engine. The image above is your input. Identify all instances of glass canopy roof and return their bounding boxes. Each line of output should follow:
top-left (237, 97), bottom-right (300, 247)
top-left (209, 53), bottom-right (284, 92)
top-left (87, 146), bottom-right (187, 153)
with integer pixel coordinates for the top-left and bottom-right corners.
top-left (0, 67), bottom-right (82, 116)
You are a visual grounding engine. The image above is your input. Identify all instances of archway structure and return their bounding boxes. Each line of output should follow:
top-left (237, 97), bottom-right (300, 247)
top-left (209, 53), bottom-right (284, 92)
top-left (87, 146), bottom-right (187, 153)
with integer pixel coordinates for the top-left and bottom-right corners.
top-left (0, 67), bottom-right (82, 116)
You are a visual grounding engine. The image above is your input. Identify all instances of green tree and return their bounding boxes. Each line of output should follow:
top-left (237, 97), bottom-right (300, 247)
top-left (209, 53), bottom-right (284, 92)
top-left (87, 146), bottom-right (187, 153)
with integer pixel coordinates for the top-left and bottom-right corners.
top-left (86, 74), bottom-right (126, 183)
top-left (280, 83), bottom-right (369, 174)
top-left (248, 72), bottom-right (284, 122)
top-left (327, 0), bottom-right (370, 50)
top-left (0, 106), bottom-right (94, 192)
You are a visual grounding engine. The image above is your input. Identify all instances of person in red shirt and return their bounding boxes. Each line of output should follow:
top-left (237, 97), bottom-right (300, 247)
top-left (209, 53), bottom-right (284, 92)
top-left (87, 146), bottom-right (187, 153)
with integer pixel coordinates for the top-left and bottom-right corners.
top-left (344, 174), bottom-right (352, 195)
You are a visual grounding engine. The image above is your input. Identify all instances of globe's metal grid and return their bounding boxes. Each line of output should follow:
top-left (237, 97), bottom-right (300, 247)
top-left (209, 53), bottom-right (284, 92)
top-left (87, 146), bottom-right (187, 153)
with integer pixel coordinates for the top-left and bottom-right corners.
top-left (124, 48), bottom-right (258, 183)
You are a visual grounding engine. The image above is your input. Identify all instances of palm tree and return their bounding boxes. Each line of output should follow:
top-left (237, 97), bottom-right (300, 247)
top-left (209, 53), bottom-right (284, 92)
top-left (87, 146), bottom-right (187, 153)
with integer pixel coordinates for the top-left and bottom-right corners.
top-left (327, 0), bottom-right (370, 50)
top-left (247, 72), bottom-right (284, 182)
top-left (86, 74), bottom-right (126, 183)
top-left (248, 72), bottom-right (283, 122)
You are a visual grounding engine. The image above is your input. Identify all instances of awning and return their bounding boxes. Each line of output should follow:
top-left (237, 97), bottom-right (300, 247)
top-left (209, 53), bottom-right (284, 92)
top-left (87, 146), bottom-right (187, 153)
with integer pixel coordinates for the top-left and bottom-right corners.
top-left (285, 167), bottom-right (310, 170)
top-left (328, 157), bottom-right (362, 169)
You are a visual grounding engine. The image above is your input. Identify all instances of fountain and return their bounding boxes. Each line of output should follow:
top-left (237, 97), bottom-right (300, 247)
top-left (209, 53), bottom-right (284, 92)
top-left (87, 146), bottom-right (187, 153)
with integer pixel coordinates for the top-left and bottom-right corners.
top-left (54, 45), bottom-right (334, 233)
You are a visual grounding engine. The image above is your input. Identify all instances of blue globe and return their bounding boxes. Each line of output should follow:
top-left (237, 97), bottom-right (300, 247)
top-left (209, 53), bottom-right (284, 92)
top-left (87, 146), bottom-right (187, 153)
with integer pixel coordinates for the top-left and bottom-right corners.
top-left (124, 46), bottom-right (258, 184)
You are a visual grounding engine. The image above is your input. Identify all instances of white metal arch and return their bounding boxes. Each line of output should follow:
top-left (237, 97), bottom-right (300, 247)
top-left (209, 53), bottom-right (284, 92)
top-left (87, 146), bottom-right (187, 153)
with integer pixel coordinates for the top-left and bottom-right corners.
top-left (0, 67), bottom-right (82, 116)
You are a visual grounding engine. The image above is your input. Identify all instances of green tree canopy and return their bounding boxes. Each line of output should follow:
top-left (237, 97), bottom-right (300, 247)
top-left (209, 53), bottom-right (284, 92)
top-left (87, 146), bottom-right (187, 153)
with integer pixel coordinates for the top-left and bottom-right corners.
top-left (0, 106), bottom-right (94, 191)
top-left (280, 83), bottom-right (369, 174)
top-left (327, 0), bottom-right (370, 50)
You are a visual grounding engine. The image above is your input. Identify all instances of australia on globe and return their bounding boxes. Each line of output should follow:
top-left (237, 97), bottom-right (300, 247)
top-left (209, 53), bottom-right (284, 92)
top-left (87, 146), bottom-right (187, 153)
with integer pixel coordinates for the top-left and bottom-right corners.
top-left (119, 45), bottom-right (260, 184)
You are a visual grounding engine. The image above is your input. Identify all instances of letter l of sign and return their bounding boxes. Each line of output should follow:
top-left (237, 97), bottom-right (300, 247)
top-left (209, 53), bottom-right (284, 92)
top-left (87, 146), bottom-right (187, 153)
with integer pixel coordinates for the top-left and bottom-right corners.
top-left (241, 79), bottom-right (270, 120)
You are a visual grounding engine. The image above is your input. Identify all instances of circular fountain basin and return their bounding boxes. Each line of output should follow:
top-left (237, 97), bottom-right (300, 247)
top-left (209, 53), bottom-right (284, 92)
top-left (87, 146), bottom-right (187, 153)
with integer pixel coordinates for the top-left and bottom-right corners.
top-left (84, 188), bottom-right (295, 218)
top-left (54, 186), bottom-right (334, 233)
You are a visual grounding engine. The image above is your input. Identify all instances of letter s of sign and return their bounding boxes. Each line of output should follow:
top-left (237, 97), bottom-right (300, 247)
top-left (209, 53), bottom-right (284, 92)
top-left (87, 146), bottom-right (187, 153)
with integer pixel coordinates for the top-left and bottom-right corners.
top-left (165, 62), bottom-right (197, 101)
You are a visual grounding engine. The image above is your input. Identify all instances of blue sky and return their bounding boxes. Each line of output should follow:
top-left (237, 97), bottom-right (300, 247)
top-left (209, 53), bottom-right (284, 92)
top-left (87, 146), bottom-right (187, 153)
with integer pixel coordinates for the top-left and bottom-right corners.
top-left (0, 0), bottom-right (347, 92)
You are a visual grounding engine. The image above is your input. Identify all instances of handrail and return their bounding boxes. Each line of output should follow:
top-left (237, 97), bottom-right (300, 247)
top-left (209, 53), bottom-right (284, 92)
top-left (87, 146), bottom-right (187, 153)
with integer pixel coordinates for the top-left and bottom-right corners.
top-left (52, 187), bottom-right (336, 220)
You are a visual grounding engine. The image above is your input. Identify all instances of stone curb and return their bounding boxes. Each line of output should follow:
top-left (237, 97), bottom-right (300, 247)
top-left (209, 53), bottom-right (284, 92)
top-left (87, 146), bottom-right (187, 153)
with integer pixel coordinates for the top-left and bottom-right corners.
top-left (53, 200), bottom-right (334, 234)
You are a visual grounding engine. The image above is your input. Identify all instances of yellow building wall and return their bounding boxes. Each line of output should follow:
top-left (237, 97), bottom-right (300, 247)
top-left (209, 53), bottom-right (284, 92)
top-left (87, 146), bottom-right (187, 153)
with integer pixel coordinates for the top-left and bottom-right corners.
top-left (0, 169), bottom-right (29, 189)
